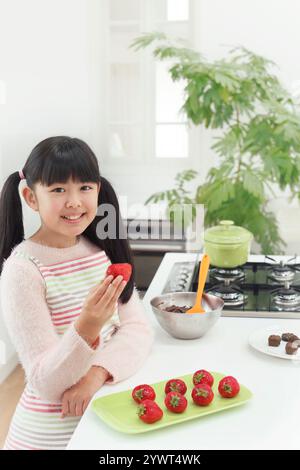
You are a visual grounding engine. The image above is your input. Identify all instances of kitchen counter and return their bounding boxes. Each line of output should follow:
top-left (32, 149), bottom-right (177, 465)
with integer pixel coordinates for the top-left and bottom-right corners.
top-left (67, 252), bottom-right (300, 450)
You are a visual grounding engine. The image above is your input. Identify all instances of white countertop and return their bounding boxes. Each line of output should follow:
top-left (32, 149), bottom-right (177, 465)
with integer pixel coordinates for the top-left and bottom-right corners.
top-left (67, 252), bottom-right (300, 450)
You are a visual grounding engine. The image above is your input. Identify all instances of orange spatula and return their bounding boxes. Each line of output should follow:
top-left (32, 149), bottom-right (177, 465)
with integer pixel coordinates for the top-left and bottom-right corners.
top-left (186, 254), bottom-right (210, 314)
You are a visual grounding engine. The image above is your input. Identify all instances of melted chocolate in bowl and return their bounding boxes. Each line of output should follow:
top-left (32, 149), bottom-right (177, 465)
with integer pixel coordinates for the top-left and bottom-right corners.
top-left (157, 303), bottom-right (192, 313)
top-left (150, 292), bottom-right (224, 339)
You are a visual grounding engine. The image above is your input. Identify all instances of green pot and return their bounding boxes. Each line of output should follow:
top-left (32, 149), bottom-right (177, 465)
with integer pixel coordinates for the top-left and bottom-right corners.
top-left (204, 220), bottom-right (253, 268)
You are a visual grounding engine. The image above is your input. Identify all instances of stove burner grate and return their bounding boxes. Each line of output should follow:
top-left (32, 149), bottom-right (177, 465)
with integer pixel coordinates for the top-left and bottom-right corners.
top-left (207, 279), bottom-right (248, 307)
top-left (266, 256), bottom-right (300, 283)
top-left (271, 281), bottom-right (300, 309)
top-left (210, 267), bottom-right (245, 283)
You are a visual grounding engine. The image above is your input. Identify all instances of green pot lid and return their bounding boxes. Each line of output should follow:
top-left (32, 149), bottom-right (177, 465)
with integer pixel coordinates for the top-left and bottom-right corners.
top-left (204, 220), bottom-right (253, 245)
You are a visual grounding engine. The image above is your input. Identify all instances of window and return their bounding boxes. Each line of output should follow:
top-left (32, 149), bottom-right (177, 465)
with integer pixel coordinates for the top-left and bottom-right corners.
top-left (105, 0), bottom-right (194, 164)
top-left (155, 60), bottom-right (188, 158)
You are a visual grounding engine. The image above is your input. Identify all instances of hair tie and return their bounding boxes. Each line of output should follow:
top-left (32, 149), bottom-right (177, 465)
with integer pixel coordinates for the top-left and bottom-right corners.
top-left (19, 169), bottom-right (25, 180)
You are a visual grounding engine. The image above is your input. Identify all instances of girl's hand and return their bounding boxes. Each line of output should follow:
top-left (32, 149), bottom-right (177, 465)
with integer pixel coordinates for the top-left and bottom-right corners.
top-left (78, 274), bottom-right (127, 331)
top-left (61, 366), bottom-right (109, 418)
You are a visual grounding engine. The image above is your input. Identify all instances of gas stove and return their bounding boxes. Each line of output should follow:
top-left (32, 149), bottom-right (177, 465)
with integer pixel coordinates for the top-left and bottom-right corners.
top-left (161, 254), bottom-right (300, 319)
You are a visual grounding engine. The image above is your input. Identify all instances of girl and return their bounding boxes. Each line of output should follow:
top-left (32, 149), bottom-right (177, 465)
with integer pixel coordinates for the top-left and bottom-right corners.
top-left (0, 136), bottom-right (154, 450)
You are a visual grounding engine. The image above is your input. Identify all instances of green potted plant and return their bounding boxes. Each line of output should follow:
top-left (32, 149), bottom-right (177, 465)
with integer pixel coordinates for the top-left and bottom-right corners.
top-left (131, 32), bottom-right (300, 254)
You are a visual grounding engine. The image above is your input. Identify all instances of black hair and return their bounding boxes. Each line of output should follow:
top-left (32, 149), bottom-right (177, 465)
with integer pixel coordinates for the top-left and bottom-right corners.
top-left (0, 136), bottom-right (135, 303)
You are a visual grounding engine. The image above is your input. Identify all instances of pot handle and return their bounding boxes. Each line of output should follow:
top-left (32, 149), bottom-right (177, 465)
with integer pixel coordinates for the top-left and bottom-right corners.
top-left (219, 220), bottom-right (234, 229)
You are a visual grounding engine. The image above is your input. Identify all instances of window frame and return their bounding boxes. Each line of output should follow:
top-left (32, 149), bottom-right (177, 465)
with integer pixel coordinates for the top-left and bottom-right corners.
top-left (101, 0), bottom-right (199, 170)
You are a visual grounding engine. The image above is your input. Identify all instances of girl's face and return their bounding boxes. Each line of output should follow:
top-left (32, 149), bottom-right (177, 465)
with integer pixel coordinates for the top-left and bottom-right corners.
top-left (23, 178), bottom-right (100, 245)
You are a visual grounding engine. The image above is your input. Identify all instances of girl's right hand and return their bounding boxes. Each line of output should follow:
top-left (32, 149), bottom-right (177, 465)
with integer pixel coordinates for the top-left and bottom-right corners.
top-left (79, 274), bottom-right (127, 330)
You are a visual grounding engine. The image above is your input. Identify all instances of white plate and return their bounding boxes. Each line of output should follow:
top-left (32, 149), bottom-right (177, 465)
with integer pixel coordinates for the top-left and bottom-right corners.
top-left (248, 325), bottom-right (300, 361)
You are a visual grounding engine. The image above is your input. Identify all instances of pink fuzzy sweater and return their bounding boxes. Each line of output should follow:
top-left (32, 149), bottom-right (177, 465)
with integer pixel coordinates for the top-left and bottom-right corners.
top-left (0, 236), bottom-right (154, 402)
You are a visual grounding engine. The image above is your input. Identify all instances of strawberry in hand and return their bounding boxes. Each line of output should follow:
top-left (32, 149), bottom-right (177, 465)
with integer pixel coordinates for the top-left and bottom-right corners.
top-left (106, 263), bottom-right (132, 282)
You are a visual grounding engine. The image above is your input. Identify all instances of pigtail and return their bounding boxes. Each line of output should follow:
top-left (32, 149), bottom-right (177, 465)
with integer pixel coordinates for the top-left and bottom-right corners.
top-left (0, 172), bottom-right (25, 274)
top-left (83, 176), bottom-right (135, 304)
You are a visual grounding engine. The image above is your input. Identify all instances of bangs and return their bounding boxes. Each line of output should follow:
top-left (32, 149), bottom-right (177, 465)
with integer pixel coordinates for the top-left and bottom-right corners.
top-left (29, 137), bottom-right (101, 187)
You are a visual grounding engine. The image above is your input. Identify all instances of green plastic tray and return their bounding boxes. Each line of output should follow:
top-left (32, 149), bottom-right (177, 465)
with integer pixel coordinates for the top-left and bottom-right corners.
top-left (91, 372), bottom-right (253, 434)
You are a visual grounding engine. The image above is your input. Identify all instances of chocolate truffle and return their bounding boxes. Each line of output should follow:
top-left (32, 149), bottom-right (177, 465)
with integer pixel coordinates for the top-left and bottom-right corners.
top-left (282, 333), bottom-right (297, 342)
top-left (285, 342), bottom-right (298, 355)
top-left (268, 335), bottom-right (281, 347)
